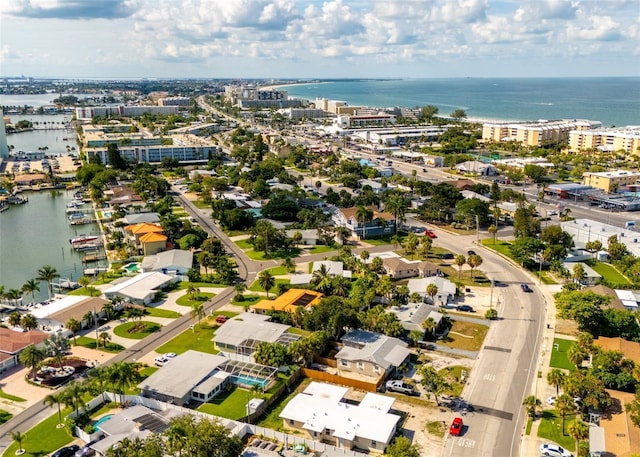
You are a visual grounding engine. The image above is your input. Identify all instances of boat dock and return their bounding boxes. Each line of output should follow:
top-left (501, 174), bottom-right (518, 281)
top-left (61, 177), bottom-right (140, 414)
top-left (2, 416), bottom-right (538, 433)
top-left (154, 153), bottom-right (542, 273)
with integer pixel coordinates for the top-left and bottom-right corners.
top-left (82, 252), bottom-right (107, 263)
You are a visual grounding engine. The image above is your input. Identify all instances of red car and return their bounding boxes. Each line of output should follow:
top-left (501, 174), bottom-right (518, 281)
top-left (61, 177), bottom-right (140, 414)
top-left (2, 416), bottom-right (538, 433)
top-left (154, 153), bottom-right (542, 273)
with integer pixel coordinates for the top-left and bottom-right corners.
top-left (425, 230), bottom-right (437, 239)
top-left (215, 315), bottom-right (228, 324)
top-left (449, 417), bottom-right (463, 436)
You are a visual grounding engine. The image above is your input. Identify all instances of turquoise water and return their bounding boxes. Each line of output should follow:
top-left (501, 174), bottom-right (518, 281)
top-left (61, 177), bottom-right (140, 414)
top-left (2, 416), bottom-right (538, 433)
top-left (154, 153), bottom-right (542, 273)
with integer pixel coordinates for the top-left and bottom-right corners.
top-left (232, 374), bottom-right (269, 389)
top-left (123, 263), bottom-right (140, 273)
top-left (282, 77), bottom-right (640, 127)
top-left (94, 414), bottom-right (114, 428)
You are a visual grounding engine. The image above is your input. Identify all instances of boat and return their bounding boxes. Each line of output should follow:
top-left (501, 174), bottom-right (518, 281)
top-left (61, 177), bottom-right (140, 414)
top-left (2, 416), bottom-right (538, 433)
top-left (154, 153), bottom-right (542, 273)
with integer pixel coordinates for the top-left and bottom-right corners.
top-left (68, 212), bottom-right (86, 221)
top-left (70, 235), bottom-right (98, 245)
top-left (74, 242), bottom-right (101, 251)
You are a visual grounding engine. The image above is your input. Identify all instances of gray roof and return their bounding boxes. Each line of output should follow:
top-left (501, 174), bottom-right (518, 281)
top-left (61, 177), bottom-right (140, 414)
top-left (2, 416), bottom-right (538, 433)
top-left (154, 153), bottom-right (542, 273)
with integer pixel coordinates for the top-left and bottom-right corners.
top-left (137, 350), bottom-right (227, 400)
top-left (141, 249), bottom-right (193, 271)
top-left (213, 313), bottom-right (291, 348)
top-left (123, 212), bottom-right (160, 224)
top-left (337, 329), bottom-right (410, 370)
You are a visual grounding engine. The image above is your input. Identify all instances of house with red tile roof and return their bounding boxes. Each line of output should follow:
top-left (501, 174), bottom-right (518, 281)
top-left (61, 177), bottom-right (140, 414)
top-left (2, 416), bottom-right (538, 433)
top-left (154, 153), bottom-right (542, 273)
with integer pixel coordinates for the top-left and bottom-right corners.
top-left (0, 327), bottom-right (48, 373)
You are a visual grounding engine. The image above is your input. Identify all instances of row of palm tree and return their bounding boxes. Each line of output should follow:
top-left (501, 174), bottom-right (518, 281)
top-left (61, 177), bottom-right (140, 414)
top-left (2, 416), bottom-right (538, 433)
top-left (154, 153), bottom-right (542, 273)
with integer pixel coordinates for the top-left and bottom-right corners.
top-left (0, 265), bottom-right (60, 305)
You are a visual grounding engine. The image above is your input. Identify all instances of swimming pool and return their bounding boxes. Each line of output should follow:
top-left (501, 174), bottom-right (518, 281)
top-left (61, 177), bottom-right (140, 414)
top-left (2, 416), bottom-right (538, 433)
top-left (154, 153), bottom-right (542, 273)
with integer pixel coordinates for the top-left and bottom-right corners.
top-left (103, 211), bottom-right (112, 218)
top-left (94, 414), bottom-right (114, 428)
top-left (231, 374), bottom-right (269, 389)
top-left (123, 262), bottom-right (140, 273)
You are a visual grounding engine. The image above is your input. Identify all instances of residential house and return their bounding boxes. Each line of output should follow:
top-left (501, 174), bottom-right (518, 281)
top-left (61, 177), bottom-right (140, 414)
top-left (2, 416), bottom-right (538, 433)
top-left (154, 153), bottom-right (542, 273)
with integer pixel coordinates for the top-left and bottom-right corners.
top-left (31, 296), bottom-right (109, 332)
top-left (407, 276), bottom-right (457, 306)
top-left (285, 229), bottom-right (320, 246)
top-left (562, 262), bottom-right (601, 285)
top-left (332, 206), bottom-right (395, 239)
top-left (122, 212), bottom-right (160, 225)
top-left (584, 285), bottom-right (626, 311)
top-left (335, 329), bottom-right (410, 380)
top-left (141, 249), bottom-right (193, 276)
top-left (103, 272), bottom-right (174, 305)
top-left (381, 258), bottom-right (440, 279)
top-left (390, 303), bottom-right (444, 334)
top-left (212, 313), bottom-right (300, 360)
top-left (441, 179), bottom-right (476, 191)
top-left (252, 289), bottom-right (323, 315)
top-left (279, 381), bottom-right (401, 453)
top-left (594, 337), bottom-right (640, 363)
top-left (359, 179), bottom-right (385, 194)
top-left (0, 327), bottom-right (48, 373)
top-left (124, 223), bottom-right (167, 255)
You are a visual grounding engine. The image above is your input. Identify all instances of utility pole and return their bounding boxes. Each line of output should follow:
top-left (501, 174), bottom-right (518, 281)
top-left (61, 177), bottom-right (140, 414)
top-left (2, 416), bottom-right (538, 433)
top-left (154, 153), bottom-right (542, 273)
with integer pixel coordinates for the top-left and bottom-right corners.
top-left (475, 215), bottom-right (480, 243)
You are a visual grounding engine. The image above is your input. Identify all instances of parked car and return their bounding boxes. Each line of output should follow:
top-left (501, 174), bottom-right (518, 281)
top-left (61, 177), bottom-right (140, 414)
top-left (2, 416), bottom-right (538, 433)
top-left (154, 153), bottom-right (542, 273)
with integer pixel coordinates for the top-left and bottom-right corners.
top-left (164, 352), bottom-right (177, 358)
top-left (456, 305), bottom-right (475, 312)
top-left (440, 253), bottom-right (455, 260)
top-left (154, 356), bottom-right (168, 367)
top-left (75, 441), bottom-right (97, 457)
top-left (422, 168), bottom-right (428, 172)
top-left (467, 250), bottom-right (477, 256)
top-left (385, 380), bottom-right (415, 395)
top-left (215, 315), bottom-right (229, 324)
top-left (520, 284), bottom-right (533, 293)
top-left (52, 445), bottom-right (80, 457)
top-left (449, 417), bottom-right (463, 436)
top-left (540, 443), bottom-right (573, 457)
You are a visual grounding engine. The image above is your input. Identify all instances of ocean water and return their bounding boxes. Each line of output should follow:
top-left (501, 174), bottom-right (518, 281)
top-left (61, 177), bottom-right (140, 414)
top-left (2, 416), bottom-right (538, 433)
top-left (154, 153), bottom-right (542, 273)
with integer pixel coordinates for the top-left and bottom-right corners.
top-left (281, 78), bottom-right (640, 127)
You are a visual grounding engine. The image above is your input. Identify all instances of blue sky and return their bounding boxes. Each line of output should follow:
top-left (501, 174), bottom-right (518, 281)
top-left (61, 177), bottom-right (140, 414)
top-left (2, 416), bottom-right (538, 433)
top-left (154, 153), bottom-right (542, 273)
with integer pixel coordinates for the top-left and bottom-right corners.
top-left (1, 0), bottom-right (639, 79)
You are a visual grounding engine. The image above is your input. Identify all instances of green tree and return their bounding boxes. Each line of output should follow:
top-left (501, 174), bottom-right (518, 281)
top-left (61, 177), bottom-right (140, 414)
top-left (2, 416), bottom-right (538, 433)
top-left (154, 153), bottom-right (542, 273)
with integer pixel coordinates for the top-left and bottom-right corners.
top-left (21, 278), bottom-right (40, 302)
top-left (509, 237), bottom-right (545, 267)
top-left (488, 224), bottom-right (498, 244)
top-left (384, 194), bottom-right (407, 234)
top-left (19, 344), bottom-right (45, 380)
top-left (485, 308), bottom-right (498, 320)
top-left (467, 254), bottom-right (483, 281)
top-left (37, 265), bottom-right (60, 298)
top-left (20, 313), bottom-right (38, 331)
top-left (567, 419), bottom-right (589, 454)
top-left (355, 205), bottom-right (374, 239)
top-left (65, 318), bottom-right (82, 345)
top-left (99, 331), bottom-right (111, 348)
top-left (450, 109), bottom-right (467, 122)
top-left (258, 270), bottom-right (275, 298)
top-left (190, 302), bottom-right (205, 325)
top-left (61, 381), bottom-right (86, 417)
top-left (43, 393), bottom-right (64, 427)
top-left (403, 233), bottom-right (419, 260)
top-left (385, 435), bottom-right (421, 457)
top-left (454, 254), bottom-right (466, 280)
top-left (421, 105), bottom-right (439, 122)
top-left (426, 284), bottom-right (438, 304)
top-left (253, 342), bottom-right (289, 367)
top-left (10, 431), bottom-right (25, 454)
top-left (547, 368), bottom-right (567, 396)
top-left (522, 395), bottom-right (541, 419)
top-left (555, 393), bottom-right (576, 435)
top-left (233, 282), bottom-right (247, 300)
top-left (523, 164), bottom-right (547, 183)
top-left (419, 365), bottom-right (450, 406)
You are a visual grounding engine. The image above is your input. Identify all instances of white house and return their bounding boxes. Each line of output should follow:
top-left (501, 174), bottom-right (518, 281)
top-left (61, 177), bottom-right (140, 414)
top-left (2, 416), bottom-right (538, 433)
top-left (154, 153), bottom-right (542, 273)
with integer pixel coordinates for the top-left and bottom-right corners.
top-left (141, 249), bottom-right (193, 276)
top-left (103, 272), bottom-right (175, 305)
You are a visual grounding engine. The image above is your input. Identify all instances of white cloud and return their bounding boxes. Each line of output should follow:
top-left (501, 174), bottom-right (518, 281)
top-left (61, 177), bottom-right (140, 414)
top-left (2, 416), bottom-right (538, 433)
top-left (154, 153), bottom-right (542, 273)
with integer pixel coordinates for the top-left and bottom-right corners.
top-left (567, 16), bottom-right (622, 41)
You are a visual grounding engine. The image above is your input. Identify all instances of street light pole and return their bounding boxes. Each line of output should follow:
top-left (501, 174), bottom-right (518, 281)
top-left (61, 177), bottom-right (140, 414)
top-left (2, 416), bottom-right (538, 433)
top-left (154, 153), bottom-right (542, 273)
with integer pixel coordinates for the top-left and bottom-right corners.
top-left (475, 215), bottom-right (480, 243)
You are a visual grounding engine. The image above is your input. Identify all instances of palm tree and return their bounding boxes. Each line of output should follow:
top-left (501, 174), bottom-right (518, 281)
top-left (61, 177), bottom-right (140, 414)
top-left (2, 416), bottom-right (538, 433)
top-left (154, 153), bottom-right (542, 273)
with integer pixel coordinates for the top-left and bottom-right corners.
top-left (20, 314), bottom-right (38, 331)
top-left (334, 226), bottom-right (351, 245)
top-left (390, 234), bottom-right (402, 249)
top-left (78, 275), bottom-right (91, 291)
top-left (98, 332), bottom-right (111, 348)
top-left (61, 381), bottom-right (86, 417)
top-left (522, 395), bottom-right (541, 419)
top-left (102, 301), bottom-right (115, 321)
top-left (233, 282), bottom-right (247, 300)
top-left (281, 257), bottom-right (295, 273)
top-left (384, 194), bottom-right (406, 233)
top-left (108, 362), bottom-right (141, 406)
top-left (66, 318), bottom-right (81, 345)
top-left (186, 282), bottom-right (200, 300)
top-left (21, 278), bottom-right (40, 303)
top-left (10, 431), bottom-right (25, 454)
top-left (568, 419), bottom-right (589, 453)
top-left (422, 317), bottom-right (437, 339)
top-left (355, 205), bottom-right (374, 240)
top-left (43, 393), bottom-right (64, 428)
top-left (258, 270), bottom-right (275, 298)
top-left (37, 265), bottom-right (59, 298)
top-left (87, 365), bottom-right (110, 403)
top-left (556, 394), bottom-right (576, 435)
top-left (454, 254), bottom-right (466, 280)
top-left (572, 263), bottom-right (586, 285)
top-left (547, 368), bottom-right (567, 396)
top-left (19, 344), bottom-right (45, 380)
top-left (567, 344), bottom-right (588, 369)
top-left (426, 283), bottom-right (438, 305)
top-left (467, 254), bottom-right (483, 281)
top-left (488, 224), bottom-right (498, 244)
top-left (191, 302), bottom-right (204, 325)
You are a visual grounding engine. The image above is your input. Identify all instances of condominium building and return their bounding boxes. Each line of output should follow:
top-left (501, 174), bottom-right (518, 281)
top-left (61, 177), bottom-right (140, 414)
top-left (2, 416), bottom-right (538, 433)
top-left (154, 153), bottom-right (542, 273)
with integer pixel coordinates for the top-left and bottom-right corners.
top-left (582, 170), bottom-right (640, 193)
top-left (482, 119), bottom-right (601, 147)
top-left (75, 105), bottom-right (179, 120)
top-left (158, 97), bottom-right (191, 106)
top-left (569, 126), bottom-right (640, 154)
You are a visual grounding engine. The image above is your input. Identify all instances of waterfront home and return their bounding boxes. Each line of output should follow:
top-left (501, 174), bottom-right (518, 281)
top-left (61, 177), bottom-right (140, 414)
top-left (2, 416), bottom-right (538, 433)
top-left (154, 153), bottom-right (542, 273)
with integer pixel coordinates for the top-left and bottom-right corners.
top-left (332, 206), bottom-right (395, 239)
top-left (122, 212), bottom-right (160, 225)
top-left (335, 329), bottom-right (410, 381)
top-left (141, 249), bottom-right (193, 276)
top-left (31, 296), bottom-right (109, 332)
top-left (251, 289), bottom-right (323, 315)
top-left (0, 327), bottom-right (48, 373)
top-left (279, 381), bottom-right (401, 453)
top-left (14, 173), bottom-right (47, 187)
top-left (124, 223), bottom-right (167, 255)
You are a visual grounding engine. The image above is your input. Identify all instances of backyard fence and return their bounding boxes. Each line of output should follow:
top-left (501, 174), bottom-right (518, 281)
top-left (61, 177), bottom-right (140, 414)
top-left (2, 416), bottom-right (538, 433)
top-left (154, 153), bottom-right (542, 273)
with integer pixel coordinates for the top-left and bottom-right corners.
top-left (301, 368), bottom-right (382, 392)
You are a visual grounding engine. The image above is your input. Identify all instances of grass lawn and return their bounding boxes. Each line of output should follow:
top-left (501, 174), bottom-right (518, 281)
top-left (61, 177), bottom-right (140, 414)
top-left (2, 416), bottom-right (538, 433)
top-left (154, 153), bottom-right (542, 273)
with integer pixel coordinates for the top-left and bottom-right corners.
top-left (440, 365), bottom-right (471, 398)
top-left (67, 287), bottom-right (100, 296)
top-left (308, 245), bottom-right (338, 254)
top-left (175, 292), bottom-right (215, 307)
top-left (177, 281), bottom-right (226, 290)
top-left (0, 389), bottom-right (26, 402)
top-left (439, 320), bottom-right (489, 352)
top-left (526, 417), bottom-right (533, 435)
top-left (364, 237), bottom-right (395, 246)
top-left (249, 278), bottom-right (290, 293)
top-left (426, 420), bottom-right (446, 438)
top-left (235, 239), bottom-right (253, 250)
top-left (75, 336), bottom-right (124, 353)
top-left (481, 239), bottom-right (514, 259)
top-left (287, 327), bottom-right (313, 337)
top-left (549, 338), bottom-right (576, 371)
top-left (256, 378), bottom-right (311, 431)
top-left (145, 307), bottom-right (181, 318)
top-left (197, 387), bottom-right (265, 420)
top-left (113, 321), bottom-right (162, 339)
top-left (265, 266), bottom-right (289, 276)
top-left (537, 410), bottom-right (576, 451)
top-left (139, 366), bottom-right (158, 378)
top-left (0, 409), bottom-right (12, 425)
top-left (231, 295), bottom-right (266, 307)
top-left (3, 407), bottom-right (74, 456)
top-left (590, 262), bottom-right (631, 285)
top-left (155, 322), bottom-right (219, 355)
top-left (191, 199), bottom-right (211, 209)
top-left (440, 266), bottom-right (490, 287)
top-left (213, 310), bottom-right (239, 318)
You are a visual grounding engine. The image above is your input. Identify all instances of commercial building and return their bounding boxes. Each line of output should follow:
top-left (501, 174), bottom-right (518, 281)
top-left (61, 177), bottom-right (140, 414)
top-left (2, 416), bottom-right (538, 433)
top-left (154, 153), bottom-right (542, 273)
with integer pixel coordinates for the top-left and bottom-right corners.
top-left (482, 119), bottom-right (601, 147)
top-left (582, 170), bottom-right (640, 193)
top-left (279, 381), bottom-right (401, 453)
top-left (561, 219), bottom-right (640, 258)
top-left (279, 108), bottom-right (325, 119)
top-left (569, 125), bottom-right (640, 154)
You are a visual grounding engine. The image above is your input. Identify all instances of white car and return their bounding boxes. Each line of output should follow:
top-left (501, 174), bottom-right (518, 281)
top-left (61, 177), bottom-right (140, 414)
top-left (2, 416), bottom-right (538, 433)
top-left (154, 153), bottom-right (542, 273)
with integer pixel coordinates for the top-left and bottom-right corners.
top-left (164, 352), bottom-right (177, 358)
top-left (540, 443), bottom-right (573, 457)
top-left (154, 356), bottom-right (168, 367)
top-left (547, 396), bottom-right (556, 405)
